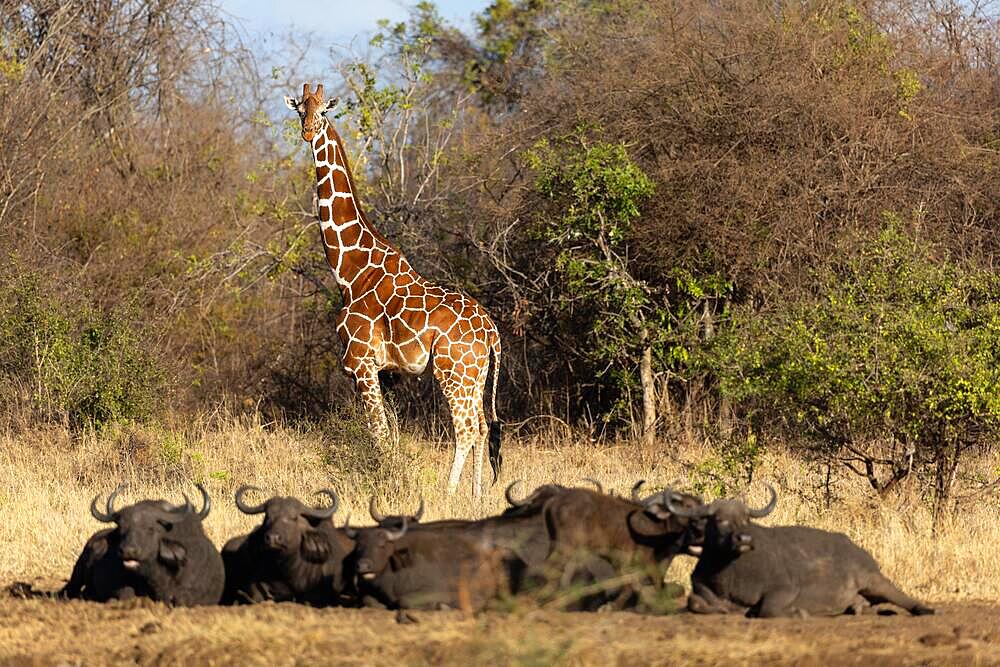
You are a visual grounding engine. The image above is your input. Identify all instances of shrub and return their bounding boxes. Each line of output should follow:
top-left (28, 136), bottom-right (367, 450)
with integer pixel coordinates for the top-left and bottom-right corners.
top-left (0, 269), bottom-right (165, 430)
top-left (710, 216), bottom-right (1000, 516)
top-left (313, 400), bottom-right (413, 496)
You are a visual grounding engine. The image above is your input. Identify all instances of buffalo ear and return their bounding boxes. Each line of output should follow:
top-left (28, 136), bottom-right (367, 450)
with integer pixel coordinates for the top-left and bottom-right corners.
top-left (627, 509), bottom-right (663, 537)
top-left (301, 530), bottom-right (332, 563)
top-left (158, 539), bottom-right (187, 569)
top-left (643, 502), bottom-right (673, 521)
top-left (388, 549), bottom-right (411, 572)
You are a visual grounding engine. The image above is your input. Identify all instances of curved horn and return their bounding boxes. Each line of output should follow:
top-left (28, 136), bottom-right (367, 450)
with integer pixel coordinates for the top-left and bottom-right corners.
top-left (302, 489), bottom-right (340, 520)
top-left (368, 496), bottom-right (386, 523)
top-left (505, 480), bottom-right (526, 507)
top-left (665, 495), bottom-right (712, 519)
top-left (412, 496), bottom-right (424, 521)
top-left (90, 483), bottom-right (125, 523)
top-left (383, 517), bottom-right (408, 542)
top-left (342, 514), bottom-right (358, 539)
top-left (167, 491), bottom-right (193, 515)
top-left (234, 485), bottom-right (267, 515)
top-left (580, 478), bottom-right (604, 494)
top-left (194, 483), bottom-right (211, 519)
top-left (645, 487), bottom-right (675, 509)
top-left (746, 484), bottom-right (778, 518)
top-left (630, 480), bottom-right (645, 503)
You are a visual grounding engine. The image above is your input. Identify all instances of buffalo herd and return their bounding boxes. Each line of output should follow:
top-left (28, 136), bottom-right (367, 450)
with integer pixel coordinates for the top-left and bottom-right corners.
top-left (55, 480), bottom-right (934, 618)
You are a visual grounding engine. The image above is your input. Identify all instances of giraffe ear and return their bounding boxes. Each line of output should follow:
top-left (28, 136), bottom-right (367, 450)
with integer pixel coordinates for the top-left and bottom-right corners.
top-left (322, 97), bottom-right (340, 114)
top-left (284, 96), bottom-right (300, 111)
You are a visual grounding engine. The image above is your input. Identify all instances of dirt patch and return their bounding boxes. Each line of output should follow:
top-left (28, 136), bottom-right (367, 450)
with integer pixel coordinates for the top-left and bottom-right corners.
top-left (0, 589), bottom-right (997, 666)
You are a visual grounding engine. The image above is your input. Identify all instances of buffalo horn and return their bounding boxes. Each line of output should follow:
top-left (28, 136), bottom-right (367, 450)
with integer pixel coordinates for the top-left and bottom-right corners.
top-left (665, 495), bottom-right (712, 519)
top-left (343, 514), bottom-right (358, 539)
top-left (504, 480), bottom-right (526, 507)
top-left (580, 477), bottom-right (604, 494)
top-left (302, 489), bottom-right (339, 519)
top-left (194, 483), bottom-right (211, 519)
top-left (234, 485), bottom-right (267, 515)
top-left (368, 496), bottom-right (386, 522)
top-left (412, 496), bottom-right (424, 521)
top-left (746, 484), bottom-right (778, 518)
top-left (90, 483), bottom-right (125, 523)
top-left (630, 480), bottom-right (645, 503)
top-left (384, 517), bottom-right (408, 542)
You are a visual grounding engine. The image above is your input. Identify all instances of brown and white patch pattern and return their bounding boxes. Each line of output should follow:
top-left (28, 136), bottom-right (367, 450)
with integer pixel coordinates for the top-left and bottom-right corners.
top-left (286, 83), bottom-right (502, 499)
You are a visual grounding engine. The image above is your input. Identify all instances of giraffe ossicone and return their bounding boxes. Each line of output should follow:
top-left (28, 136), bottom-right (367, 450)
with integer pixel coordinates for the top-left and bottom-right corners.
top-left (286, 82), bottom-right (503, 499)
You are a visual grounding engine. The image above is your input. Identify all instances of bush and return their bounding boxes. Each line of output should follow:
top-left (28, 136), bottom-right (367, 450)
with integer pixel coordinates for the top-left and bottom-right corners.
top-left (710, 217), bottom-right (1000, 515)
top-left (313, 400), bottom-right (413, 496)
top-left (0, 270), bottom-right (165, 430)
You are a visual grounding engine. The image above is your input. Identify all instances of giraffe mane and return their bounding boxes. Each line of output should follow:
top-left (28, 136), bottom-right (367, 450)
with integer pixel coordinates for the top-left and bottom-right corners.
top-left (322, 119), bottom-right (402, 254)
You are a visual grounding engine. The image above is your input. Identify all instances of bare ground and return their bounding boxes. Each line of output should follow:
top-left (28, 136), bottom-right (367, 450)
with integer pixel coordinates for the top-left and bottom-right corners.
top-left (1, 587), bottom-right (998, 667)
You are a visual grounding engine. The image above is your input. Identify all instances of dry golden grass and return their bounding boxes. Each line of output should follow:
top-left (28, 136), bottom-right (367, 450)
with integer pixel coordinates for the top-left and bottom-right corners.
top-left (0, 413), bottom-right (998, 604)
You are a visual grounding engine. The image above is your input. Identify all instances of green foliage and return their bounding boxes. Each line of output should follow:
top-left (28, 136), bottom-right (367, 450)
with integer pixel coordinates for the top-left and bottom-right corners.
top-left (816, 3), bottom-right (923, 118)
top-left (691, 431), bottom-right (764, 498)
top-left (0, 269), bottom-right (164, 430)
top-left (526, 136), bottom-right (656, 418)
top-left (476, 0), bottom-right (549, 65)
top-left (526, 135), bottom-right (735, 424)
top-left (710, 216), bottom-right (1000, 498)
top-left (528, 137), bottom-right (655, 243)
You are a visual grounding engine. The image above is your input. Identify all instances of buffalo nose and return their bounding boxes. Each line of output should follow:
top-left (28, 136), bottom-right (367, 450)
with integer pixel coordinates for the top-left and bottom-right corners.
top-left (357, 558), bottom-right (373, 573)
top-left (265, 533), bottom-right (284, 549)
top-left (119, 545), bottom-right (141, 560)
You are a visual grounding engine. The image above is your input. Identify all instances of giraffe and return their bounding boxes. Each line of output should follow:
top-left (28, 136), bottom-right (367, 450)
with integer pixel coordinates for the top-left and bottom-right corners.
top-left (284, 83), bottom-right (502, 499)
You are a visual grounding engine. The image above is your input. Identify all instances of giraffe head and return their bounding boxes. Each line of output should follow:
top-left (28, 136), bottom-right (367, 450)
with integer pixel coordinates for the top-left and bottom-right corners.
top-left (284, 83), bottom-right (339, 143)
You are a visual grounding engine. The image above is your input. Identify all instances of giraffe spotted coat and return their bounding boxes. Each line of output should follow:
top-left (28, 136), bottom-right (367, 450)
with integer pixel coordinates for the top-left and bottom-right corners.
top-left (285, 83), bottom-right (502, 499)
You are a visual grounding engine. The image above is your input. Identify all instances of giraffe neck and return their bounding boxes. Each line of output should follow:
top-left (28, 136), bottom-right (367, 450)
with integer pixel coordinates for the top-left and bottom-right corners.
top-left (310, 120), bottom-right (403, 300)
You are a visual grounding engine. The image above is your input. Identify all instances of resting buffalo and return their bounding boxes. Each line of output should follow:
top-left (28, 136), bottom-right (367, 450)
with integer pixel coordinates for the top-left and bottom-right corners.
top-left (540, 481), bottom-right (703, 610)
top-left (669, 486), bottom-right (935, 617)
top-left (347, 518), bottom-right (517, 612)
top-left (61, 484), bottom-right (223, 605)
top-left (221, 486), bottom-right (353, 605)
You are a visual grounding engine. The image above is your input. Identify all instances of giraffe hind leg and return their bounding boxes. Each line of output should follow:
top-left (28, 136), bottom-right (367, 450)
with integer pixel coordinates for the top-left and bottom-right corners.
top-left (435, 366), bottom-right (480, 497)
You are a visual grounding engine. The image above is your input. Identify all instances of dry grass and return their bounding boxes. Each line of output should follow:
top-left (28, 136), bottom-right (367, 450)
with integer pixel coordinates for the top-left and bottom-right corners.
top-left (0, 413), bottom-right (998, 603)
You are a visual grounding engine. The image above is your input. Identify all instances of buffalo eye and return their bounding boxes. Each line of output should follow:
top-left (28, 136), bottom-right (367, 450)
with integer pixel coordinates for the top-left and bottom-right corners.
top-left (157, 520), bottom-right (174, 532)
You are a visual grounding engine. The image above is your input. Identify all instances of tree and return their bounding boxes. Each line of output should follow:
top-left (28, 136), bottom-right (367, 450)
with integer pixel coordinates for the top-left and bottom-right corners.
top-left (711, 216), bottom-right (1000, 518)
top-left (526, 136), bottom-right (656, 442)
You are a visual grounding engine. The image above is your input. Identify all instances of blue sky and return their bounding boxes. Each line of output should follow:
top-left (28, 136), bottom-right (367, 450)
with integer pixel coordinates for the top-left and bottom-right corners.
top-left (219, 0), bottom-right (490, 45)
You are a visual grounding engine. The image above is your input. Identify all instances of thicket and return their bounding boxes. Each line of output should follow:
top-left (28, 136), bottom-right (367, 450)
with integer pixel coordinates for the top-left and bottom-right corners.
top-left (1, 0), bottom-right (998, 509)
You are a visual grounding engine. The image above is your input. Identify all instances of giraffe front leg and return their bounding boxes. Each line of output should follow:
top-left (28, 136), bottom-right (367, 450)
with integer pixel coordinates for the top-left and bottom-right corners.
top-left (345, 359), bottom-right (390, 443)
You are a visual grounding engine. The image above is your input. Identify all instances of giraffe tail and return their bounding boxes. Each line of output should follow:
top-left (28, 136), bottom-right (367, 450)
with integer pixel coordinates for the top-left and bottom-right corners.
top-left (487, 337), bottom-right (502, 484)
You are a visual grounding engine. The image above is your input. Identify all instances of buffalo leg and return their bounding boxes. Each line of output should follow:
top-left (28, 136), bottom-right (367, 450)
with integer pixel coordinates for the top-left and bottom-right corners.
top-left (60, 553), bottom-right (90, 599)
top-left (859, 575), bottom-right (934, 616)
top-left (687, 582), bottom-right (745, 615)
top-left (115, 586), bottom-right (137, 601)
top-left (846, 594), bottom-right (869, 615)
top-left (753, 587), bottom-right (800, 618)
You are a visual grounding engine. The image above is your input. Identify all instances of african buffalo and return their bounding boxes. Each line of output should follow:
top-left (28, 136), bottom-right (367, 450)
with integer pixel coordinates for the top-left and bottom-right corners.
top-left (669, 486), bottom-right (935, 617)
top-left (346, 517), bottom-right (517, 612)
top-left (61, 484), bottom-right (223, 605)
top-left (221, 486), bottom-right (354, 605)
top-left (539, 481), bottom-right (703, 610)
